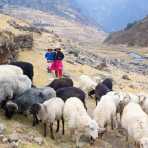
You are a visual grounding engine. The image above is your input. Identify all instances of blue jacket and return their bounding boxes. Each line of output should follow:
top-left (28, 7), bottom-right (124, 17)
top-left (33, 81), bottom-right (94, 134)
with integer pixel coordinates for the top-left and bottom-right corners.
top-left (45, 51), bottom-right (56, 61)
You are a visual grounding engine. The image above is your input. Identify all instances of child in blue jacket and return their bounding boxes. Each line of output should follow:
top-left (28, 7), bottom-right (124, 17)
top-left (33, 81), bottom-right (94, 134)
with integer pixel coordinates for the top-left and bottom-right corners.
top-left (45, 49), bottom-right (56, 73)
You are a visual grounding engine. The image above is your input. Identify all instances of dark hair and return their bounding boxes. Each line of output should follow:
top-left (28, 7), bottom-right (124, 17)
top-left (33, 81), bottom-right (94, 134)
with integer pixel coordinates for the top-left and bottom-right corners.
top-left (48, 49), bottom-right (52, 51)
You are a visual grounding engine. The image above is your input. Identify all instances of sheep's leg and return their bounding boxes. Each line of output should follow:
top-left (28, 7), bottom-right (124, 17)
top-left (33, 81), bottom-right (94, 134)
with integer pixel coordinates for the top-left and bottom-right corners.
top-left (125, 130), bottom-right (130, 148)
top-left (111, 116), bottom-right (114, 130)
top-left (56, 120), bottom-right (60, 133)
top-left (50, 123), bottom-right (54, 139)
top-left (75, 130), bottom-right (80, 148)
top-left (32, 114), bottom-right (37, 126)
top-left (44, 123), bottom-right (47, 137)
top-left (62, 116), bottom-right (65, 135)
top-left (83, 102), bottom-right (87, 111)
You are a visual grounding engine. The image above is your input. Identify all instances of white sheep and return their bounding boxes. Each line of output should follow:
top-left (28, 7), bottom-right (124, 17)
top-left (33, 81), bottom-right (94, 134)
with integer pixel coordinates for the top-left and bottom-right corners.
top-left (64, 97), bottom-right (105, 148)
top-left (93, 92), bottom-right (120, 130)
top-left (79, 75), bottom-right (97, 93)
top-left (30, 97), bottom-right (64, 139)
top-left (138, 93), bottom-right (148, 114)
top-left (121, 102), bottom-right (148, 148)
top-left (0, 65), bottom-right (23, 77)
top-left (0, 74), bottom-right (31, 103)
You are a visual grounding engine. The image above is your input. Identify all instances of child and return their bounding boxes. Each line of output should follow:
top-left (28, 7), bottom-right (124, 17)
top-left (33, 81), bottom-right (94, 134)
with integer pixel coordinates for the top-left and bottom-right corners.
top-left (54, 48), bottom-right (64, 78)
top-left (44, 49), bottom-right (56, 73)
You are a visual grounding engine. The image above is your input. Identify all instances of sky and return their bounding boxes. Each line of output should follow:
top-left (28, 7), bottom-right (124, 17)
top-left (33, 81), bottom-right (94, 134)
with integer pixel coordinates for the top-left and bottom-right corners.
top-left (74, 0), bottom-right (148, 32)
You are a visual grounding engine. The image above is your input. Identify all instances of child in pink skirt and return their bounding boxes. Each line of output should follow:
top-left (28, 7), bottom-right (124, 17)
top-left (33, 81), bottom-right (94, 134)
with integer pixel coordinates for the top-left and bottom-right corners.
top-left (54, 48), bottom-right (64, 78)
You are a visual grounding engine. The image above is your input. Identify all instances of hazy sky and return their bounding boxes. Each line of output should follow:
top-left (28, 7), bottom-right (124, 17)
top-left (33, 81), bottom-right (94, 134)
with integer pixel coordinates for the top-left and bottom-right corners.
top-left (74, 0), bottom-right (148, 31)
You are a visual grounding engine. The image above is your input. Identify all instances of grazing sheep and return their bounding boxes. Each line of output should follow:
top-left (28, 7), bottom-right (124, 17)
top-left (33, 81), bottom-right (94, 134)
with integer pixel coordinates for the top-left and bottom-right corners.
top-left (30, 97), bottom-right (64, 139)
top-left (4, 87), bottom-right (56, 120)
top-left (0, 65), bottom-right (23, 77)
top-left (138, 93), bottom-right (148, 114)
top-left (102, 78), bottom-right (113, 90)
top-left (48, 78), bottom-right (73, 90)
top-left (10, 61), bottom-right (34, 81)
top-left (56, 87), bottom-right (87, 109)
top-left (94, 83), bottom-right (111, 105)
top-left (79, 75), bottom-right (97, 93)
top-left (0, 75), bottom-right (31, 103)
top-left (64, 97), bottom-right (105, 148)
top-left (121, 102), bottom-right (148, 148)
top-left (93, 93), bottom-right (120, 130)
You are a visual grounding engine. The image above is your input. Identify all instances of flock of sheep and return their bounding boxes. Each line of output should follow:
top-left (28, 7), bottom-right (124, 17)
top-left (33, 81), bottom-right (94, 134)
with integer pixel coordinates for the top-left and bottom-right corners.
top-left (0, 61), bottom-right (148, 148)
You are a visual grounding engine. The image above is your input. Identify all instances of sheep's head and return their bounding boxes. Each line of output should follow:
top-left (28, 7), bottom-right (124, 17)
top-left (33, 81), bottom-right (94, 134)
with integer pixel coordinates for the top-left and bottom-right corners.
top-left (86, 120), bottom-right (105, 143)
top-left (4, 101), bottom-right (18, 119)
top-left (139, 137), bottom-right (148, 148)
top-left (30, 103), bottom-right (41, 115)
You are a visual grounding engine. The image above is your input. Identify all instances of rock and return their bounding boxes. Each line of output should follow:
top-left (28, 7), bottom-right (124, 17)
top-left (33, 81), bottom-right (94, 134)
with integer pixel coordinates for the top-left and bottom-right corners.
top-left (0, 123), bottom-right (5, 134)
top-left (14, 34), bottom-right (33, 49)
top-left (8, 133), bottom-right (19, 143)
top-left (122, 74), bottom-right (130, 80)
top-left (34, 137), bottom-right (43, 145)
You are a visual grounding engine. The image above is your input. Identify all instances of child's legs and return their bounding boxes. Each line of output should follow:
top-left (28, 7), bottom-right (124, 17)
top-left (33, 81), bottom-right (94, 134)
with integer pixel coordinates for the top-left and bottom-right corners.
top-left (55, 69), bottom-right (62, 78)
top-left (58, 69), bottom-right (63, 78)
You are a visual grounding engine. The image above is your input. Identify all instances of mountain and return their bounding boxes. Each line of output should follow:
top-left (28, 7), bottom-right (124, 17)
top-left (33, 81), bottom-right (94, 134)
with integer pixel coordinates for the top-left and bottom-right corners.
top-left (104, 16), bottom-right (148, 47)
top-left (0, 0), bottom-right (100, 28)
top-left (74, 0), bottom-right (148, 32)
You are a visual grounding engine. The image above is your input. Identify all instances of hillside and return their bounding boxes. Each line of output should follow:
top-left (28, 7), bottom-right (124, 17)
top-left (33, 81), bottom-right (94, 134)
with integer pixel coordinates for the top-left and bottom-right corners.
top-left (104, 16), bottom-right (148, 47)
top-left (1, 6), bottom-right (106, 51)
top-left (0, 0), bottom-right (100, 28)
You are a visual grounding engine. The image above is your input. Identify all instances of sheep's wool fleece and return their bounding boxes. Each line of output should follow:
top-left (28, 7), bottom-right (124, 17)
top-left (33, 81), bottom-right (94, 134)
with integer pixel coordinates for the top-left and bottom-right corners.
top-left (93, 95), bottom-right (116, 128)
top-left (64, 97), bottom-right (91, 130)
top-left (122, 103), bottom-right (148, 141)
top-left (37, 97), bottom-right (64, 123)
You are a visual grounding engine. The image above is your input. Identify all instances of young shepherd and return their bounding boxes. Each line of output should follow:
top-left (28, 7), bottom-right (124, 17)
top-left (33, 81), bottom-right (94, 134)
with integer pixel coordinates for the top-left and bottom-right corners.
top-left (64, 97), bottom-right (105, 148)
top-left (30, 97), bottom-right (64, 139)
top-left (121, 102), bottom-right (148, 148)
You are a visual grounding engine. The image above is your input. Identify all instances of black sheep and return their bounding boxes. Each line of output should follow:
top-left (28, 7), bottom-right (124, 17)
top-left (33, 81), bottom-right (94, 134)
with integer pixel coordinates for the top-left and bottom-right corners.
top-left (47, 78), bottom-right (73, 90)
top-left (56, 87), bottom-right (87, 109)
top-left (102, 78), bottom-right (113, 90)
top-left (10, 61), bottom-right (34, 81)
top-left (95, 83), bottom-right (111, 105)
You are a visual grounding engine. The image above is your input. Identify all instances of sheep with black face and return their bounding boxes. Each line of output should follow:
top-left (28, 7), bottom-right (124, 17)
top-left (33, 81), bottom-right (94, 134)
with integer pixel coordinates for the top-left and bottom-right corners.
top-left (30, 97), bottom-right (64, 139)
top-left (3, 87), bottom-right (56, 122)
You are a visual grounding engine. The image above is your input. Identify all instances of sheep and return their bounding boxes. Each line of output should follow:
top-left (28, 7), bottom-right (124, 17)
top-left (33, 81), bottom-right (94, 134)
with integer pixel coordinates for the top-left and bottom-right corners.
top-left (30, 97), bottom-right (64, 139)
top-left (94, 83), bottom-right (111, 105)
top-left (102, 78), bottom-right (113, 90)
top-left (138, 93), bottom-right (148, 114)
top-left (116, 92), bottom-right (142, 119)
top-left (0, 65), bottom-right (23, 77)
top-left (3, 87), bottom-right (56, 121)
top-left (79, 75), bottom-right (97, 94)
top-left (121, 102), bottom-right (148, 148)
top-left (47, 78), bottom-right (73, 90)
top-left (93, 92), bottom-right (120, 131)
top-left (0, 75), bottom-right (32, 104)
top-left (64, 97), bottom-right (105, 148)
top-left (88, 78), bottom-right (113, 99)
top-left (10, 61), bottom-right (34, 81)
top-left (56, 87), bottom-right (87, 110)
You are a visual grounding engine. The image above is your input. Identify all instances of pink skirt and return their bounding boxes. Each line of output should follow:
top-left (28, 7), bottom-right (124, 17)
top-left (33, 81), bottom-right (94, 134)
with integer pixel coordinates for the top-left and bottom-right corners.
top-left (50, 60), bottom-right (63, 71)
